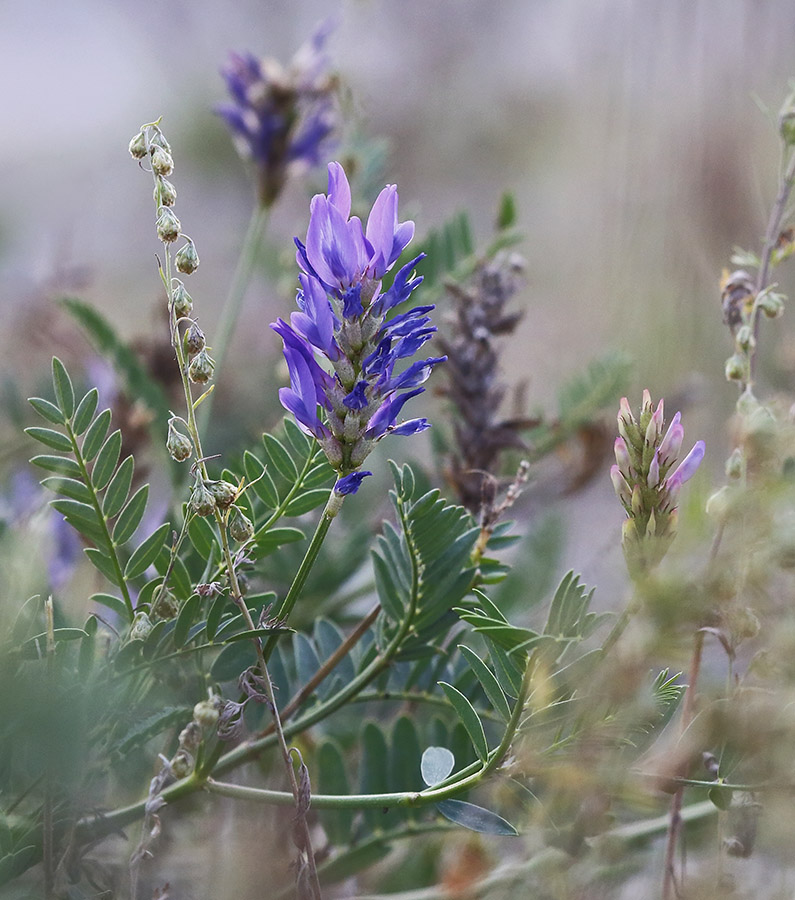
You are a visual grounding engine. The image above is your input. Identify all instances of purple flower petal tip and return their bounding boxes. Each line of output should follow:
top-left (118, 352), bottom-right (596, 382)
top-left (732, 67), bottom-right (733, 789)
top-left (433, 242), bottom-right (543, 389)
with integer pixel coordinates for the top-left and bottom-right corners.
top-left (334, 471), bottom-right (373, 495)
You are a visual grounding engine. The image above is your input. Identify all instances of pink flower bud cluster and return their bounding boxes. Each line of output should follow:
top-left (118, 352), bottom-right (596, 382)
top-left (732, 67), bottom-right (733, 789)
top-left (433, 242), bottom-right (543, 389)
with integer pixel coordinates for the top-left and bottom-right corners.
top-left (611, 390), bottom-right (705, 574)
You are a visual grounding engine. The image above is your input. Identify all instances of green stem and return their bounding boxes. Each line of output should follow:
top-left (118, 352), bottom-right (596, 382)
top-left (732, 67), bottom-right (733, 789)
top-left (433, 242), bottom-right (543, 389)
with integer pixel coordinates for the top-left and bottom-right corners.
top-left (197, 203), bottom-right (270, 438)
top-left (209, 649), bottom-right (532, 810)
top-left (262, 508), bottom-right (335, 661)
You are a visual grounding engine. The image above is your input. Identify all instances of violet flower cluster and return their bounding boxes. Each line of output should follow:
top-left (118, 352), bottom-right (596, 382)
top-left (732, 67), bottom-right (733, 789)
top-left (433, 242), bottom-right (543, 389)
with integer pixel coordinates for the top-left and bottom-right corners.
top-left (611, 391), bottom-right (705, 574)
top-left (216, 23), bottom-right (336, 207)
top-left (272, 162), bottom-right (445, 494)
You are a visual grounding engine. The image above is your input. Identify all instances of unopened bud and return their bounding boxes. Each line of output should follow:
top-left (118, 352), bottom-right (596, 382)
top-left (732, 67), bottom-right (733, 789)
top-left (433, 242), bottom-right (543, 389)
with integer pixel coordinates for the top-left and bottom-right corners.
top-left (208, 480), bottom-right (237, 509)
top-left (172, 281), bottom-right (193, 318)
top-left (193, 699), bottom-right (220, 731)
top-left (735, 325), bottom-right (755, 353)
top-left (150, 131), bottom-right (172, 154)
top-left (188, 348), bottom-right (214, 384)
top-left (757, 291), bottom-right (785, 319)
top-left (156, 206), bottom-right (181, 243)
top-left (184, 322), bottom-right (206, 357)
top-left (726, 448), bottom-right (744, 480)
top-left (725, 354), bottom-right (747, 382)
top-left (128, 131), bottom-right (147, 159)
top-left (191, 478), bottom-right (216, 517)
top-left (155, 175), bottom-right (177, 207)
top-left (706, 486), bottom-right (732, 522)
top-left (236, 572), bottom-right (249, 596)
top-left (166, 419), bottom-right (192, 462)
top-left (130, 611), bottom-right (153, 641)
top-left (229, 507), bottom-right (254, 542)
top-left (151, 146), bottom-right (174, 177)
top-left (170, 749), bottom-right (193, 779)
top-left (175, 238), bottom-right (199, 274)
top-left (151, 587), bottom-right (180, 620)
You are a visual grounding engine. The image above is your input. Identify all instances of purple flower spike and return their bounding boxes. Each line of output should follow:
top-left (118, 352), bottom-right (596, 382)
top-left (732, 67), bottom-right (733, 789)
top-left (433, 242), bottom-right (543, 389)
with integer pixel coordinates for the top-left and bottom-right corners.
top-left (612, 392), bottom-right (705, 575)
top-left (217, 22), bottom-right (337, 206)
top-left (274, 161), bottom-right (443, 479)
top-left (334, 471), bottom-right (372, 495)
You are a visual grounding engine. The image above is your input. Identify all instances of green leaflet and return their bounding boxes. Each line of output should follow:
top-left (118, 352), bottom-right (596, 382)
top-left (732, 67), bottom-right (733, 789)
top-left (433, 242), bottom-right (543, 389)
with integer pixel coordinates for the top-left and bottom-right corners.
top-left (439, 682), bottom-right (488, 762)
top-left (435, 799), bottom-right (518, 836)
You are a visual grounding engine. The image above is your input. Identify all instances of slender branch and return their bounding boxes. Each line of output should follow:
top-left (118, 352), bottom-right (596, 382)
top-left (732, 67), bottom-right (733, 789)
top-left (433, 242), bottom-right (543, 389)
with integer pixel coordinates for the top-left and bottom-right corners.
top-left (262, 509), bottom-right (335, 661)
top-left (274, 604), bottom-right (380, 726)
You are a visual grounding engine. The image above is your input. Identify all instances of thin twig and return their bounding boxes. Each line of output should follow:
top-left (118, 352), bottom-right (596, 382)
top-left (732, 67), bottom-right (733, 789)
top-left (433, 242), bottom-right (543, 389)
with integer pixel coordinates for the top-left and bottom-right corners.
top-left (267, 604), bottom-right (380, 730)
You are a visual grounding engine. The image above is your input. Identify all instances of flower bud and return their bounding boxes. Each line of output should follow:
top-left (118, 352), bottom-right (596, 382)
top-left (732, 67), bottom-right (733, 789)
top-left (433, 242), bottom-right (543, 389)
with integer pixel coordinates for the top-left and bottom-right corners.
top-left (156, 206), bottom-right (181, 243)
top-left (725, 354), bottom-right (747, 382)
top-left (172, 281), bottom-right (193, 318)
top-left (193, 699), bottom-right (220, 731)
top-left (735, 325), bottom-right (755, 353)
top-left (170, 749), bottom-right (193, 779)
top-left (757, 291), bottom-right (785, 319)
top-left (150, 131), bottom-right (172, 154)
top-left (155, 175), bottom-right (177, 207)
top-left (151, 146), bottom-right (174, 177)
top-left (188, 348), bottom-right (215, 384)
top-left (614, 437), bottom-right (632, 479)
top-left (128, 131), bottom-right (147, 159)
top-left (184, 322), bottom-right (206, 357)
top-left (236, 571), bottom-right (249, 596)
top-left (151, 587), bottom-right (180, 620)
top-left (229, 507), bottom-right (254, 542)
top-left (191, 478), bottom-right (217, 516)
top-left (130, 611), bottom-right (153, 641)
top-left (208, 479), bottom-right (237, 509)
top-left (726, 448), bottom-right (744, 480)
top-left (175, 238), bottom-right (199, 274)
top-left (166, 419), bottom-right (192, 462)
top-left (706, 486), bottom-right (732, 523)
